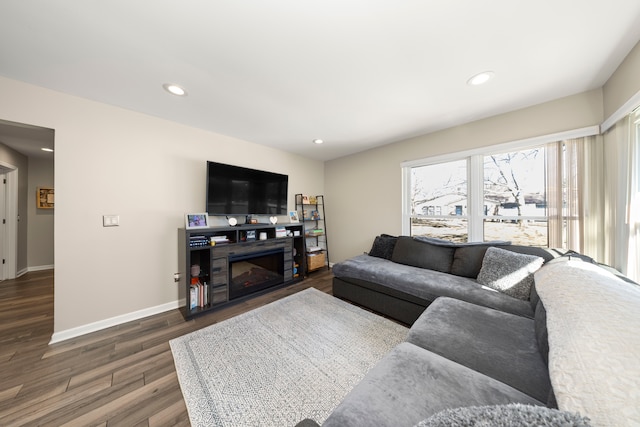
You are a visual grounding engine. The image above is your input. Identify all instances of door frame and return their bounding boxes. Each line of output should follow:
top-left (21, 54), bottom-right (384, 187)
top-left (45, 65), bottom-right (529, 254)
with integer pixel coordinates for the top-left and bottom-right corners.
top-left (0, 160), bottom-right (17, 280)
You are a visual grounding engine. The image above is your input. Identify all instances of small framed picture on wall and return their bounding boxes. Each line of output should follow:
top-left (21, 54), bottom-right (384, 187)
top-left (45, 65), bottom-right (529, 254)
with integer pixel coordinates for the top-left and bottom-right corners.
top-left (37, 187), bottom-right (54, 209)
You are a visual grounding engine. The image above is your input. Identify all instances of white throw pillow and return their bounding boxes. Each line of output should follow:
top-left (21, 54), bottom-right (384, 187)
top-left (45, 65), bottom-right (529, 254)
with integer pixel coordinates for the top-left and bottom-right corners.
top-left (476, 247), bottom-right (544, 300)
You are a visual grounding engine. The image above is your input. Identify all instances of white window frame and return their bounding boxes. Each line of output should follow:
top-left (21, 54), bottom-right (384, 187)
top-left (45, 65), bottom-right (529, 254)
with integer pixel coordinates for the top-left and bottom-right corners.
top-left (401, 126), bottom-right (600, 239)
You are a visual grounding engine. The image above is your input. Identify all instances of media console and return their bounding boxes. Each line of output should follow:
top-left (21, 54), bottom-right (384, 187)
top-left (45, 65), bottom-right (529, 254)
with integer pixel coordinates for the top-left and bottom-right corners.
top-left (178, 223), bottom-right (306, 319)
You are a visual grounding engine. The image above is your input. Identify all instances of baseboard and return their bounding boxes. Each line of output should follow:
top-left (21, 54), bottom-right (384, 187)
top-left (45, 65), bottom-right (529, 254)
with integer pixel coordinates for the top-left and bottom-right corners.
top-left (49, 298), bottom-right (187, 344)
top-left (16, 267), bottom-right (29, 278)
top-left (28, 264), bottom-right (54, 272)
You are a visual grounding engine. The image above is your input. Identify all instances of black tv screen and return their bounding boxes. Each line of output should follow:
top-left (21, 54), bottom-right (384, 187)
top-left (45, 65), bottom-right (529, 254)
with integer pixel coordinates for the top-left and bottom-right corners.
top-left (206, 161), bottom-right (288, 215)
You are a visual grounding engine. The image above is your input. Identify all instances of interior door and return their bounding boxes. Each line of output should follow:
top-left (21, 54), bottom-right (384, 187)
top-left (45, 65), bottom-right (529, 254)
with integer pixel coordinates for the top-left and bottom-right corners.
top-left (0, 173), bottom-right (5, 280)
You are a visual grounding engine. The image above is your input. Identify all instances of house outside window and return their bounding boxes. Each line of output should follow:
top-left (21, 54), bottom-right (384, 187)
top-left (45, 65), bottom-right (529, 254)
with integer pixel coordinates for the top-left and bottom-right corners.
top-left (408, 159), bottom-right (468, 242)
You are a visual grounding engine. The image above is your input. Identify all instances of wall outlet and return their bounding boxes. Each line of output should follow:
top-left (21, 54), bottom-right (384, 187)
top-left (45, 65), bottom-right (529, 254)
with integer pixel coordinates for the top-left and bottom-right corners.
top-left (103, 215), bottom-right (119, 227)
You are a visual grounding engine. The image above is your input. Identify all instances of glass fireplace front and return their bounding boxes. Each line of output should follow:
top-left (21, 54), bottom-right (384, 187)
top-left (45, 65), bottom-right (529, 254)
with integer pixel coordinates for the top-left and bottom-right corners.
top-left (228, 248), bottom-right (285, 300)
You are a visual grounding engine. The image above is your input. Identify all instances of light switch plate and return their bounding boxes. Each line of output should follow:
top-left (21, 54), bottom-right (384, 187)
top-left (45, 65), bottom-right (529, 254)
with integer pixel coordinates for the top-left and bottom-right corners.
top-left (103, 215), bottom-right (119, 227)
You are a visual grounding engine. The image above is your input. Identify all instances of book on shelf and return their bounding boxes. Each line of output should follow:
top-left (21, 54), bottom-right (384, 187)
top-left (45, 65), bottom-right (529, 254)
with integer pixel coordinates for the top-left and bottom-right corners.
top-left (210, 235), bottom-right (230, 245)
top-left (190, 285), bottom-right (198, 309)
top-left (190, 281), bottom-right (209, 309)
top-left (307, 245), bottom-right (323, 253)
top-left (189, 235), bottom-right (210, 247)
top-left (275, 227), bottom-right (287, 238)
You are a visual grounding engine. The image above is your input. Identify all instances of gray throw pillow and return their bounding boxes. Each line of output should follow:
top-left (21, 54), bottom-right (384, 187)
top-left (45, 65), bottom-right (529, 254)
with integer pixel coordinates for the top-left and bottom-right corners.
top-left (476, 246), bottom-right (544, 300)
top-left (415, 403), bottom-right (591, 426)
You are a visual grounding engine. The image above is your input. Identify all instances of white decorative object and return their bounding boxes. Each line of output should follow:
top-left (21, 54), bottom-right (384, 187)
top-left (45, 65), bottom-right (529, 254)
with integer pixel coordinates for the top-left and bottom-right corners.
top-left (190, 264), bottom-right (200, 277)
top-left (269, 216), bottom-right (278, 224)
top-left (228, 217), bottom-right (237, 226)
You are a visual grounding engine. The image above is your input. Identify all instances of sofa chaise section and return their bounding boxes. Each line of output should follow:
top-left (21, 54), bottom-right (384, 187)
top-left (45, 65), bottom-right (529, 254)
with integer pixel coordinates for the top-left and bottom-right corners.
top-left (406, 297), bottom-right (552, 404)
top-left (321, 342), bottom-right (543, 427)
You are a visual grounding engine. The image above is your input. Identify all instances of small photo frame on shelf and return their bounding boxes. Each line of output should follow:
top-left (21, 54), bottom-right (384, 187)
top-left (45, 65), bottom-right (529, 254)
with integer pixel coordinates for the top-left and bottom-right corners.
top-left (289, 211), bottom-right (300, 223)
top-left (37, 187), bottom-right (54, 209)
top-left (301, 194), bottom-right (310, 204)
top-left (185, 213), bottom-right (209, 229)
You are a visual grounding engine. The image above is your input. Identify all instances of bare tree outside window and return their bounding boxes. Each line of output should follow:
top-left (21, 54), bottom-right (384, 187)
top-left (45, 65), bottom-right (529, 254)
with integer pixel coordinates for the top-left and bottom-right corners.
top-left (483, 148), bottom-right (548, 246)
top-left (409, 148), bottom-right (549, 246)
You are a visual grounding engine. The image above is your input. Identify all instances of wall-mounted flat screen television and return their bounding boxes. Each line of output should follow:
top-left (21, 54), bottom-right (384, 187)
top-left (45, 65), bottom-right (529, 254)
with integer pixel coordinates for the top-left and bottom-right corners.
top-left (206, 161), bottom-right (288, 215)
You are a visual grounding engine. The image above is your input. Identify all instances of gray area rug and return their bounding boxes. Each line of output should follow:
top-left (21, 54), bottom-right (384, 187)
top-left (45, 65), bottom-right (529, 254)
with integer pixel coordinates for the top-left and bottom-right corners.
top-left (170, 287), bottom-right (408, 427)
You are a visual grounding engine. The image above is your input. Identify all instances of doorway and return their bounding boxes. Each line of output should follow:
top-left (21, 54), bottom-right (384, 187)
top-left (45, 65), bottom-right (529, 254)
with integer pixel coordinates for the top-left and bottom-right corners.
top-left (0, 119), bottom-right (54, 279)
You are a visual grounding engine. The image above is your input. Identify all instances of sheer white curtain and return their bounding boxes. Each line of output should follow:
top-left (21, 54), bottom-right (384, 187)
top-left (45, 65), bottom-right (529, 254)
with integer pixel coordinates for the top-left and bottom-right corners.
top-left (603, 110), bottom-right (640, 281)
top-left (546, 141), bottom-right (563, 248)
top-left (546, 136), bottom-right (604, 256)
top-left (578, 135), bottom-right (605, 261)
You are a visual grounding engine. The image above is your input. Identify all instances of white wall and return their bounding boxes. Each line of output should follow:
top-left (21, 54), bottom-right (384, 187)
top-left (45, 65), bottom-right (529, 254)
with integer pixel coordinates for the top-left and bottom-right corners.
top-left (0, 76), bottom-right (324, 338)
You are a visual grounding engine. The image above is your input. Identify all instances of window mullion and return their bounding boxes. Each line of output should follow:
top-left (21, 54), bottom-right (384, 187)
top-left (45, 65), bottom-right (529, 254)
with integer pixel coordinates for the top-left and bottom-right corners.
top-left (468, 155), bottom-right (484, 241)
top-left (401, 166), bottom-right (411, 235)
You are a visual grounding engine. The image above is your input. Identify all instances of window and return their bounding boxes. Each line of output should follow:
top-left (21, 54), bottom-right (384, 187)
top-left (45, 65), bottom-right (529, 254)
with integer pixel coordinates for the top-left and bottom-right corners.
top-left (483, 148), bottom-right (549, 246)
top-left (409, 159), bottom-right (468, 242)
top-left (403, 128), bottom-right (599, 247)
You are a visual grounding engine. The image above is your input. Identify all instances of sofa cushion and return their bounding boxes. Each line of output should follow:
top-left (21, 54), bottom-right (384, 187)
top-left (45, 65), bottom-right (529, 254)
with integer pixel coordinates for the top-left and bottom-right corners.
top-left (415, 403), bottom-right (592, 427)
top-left (321, 342), bottom-right (543, 427)
top-left (535, 258), bottom-right (640, 426)
top-left (391, 236), bottom-right (455, 273)
top-left (332, 254), bottom-right (535, 318)
top-left (502, 245), bottom-right (564, 262)
top-left (406, 297), bottom-right (551, 402)
top-left (477, 247), bottom-right (544, 300)
top-left (534, 300), bottom-right (549, 366)
top-left (368, 234), bottom-right (397, 260)
top-left (450, 243), bottom-right (510, 278)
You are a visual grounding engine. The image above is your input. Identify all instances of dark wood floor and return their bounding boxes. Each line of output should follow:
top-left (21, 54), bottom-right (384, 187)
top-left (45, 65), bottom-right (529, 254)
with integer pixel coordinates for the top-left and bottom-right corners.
top-left (0, 269), bottom-right (334, 426)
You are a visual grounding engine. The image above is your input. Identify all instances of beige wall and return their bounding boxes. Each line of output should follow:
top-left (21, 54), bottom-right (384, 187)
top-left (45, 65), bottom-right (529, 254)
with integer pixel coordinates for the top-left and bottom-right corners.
top-left (0, 141), bottom-right (28, 273)
top-left (0, 76), bottom-right (324, 337)
top-left (603, 40), bottom-right (640, 118)
top-left (28, 156), bottom-right (54, 269)
top-left (325, 90), bottom-right (605, 263)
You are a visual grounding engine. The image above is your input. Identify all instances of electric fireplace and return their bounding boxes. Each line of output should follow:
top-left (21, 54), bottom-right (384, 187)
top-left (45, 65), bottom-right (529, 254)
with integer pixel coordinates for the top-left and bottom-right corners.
top-left (228, 248), bottom-right (285, 300)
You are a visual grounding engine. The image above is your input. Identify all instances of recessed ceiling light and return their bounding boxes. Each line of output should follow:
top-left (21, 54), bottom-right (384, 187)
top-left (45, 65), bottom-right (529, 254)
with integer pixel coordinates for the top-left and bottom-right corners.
top-left (41, 147), bottom-right (54, 152)
top-left (162, 83), bottom-right (187, 96)
top-left (467, 71), bottom-right (495, 86)
top-left (312, 139), bottom-right (324, 144)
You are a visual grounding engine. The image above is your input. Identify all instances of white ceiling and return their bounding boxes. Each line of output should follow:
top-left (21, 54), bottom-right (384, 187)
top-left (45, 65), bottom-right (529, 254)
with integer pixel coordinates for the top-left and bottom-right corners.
top-left (1, 1), bottom-right (640, 161)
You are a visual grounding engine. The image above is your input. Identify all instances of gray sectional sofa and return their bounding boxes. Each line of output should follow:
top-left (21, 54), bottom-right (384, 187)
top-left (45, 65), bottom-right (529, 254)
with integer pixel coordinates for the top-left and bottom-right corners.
top-left (332, 234), bottom-right (564, 324)
top-left (305, 235), bottom-right (640, 426)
